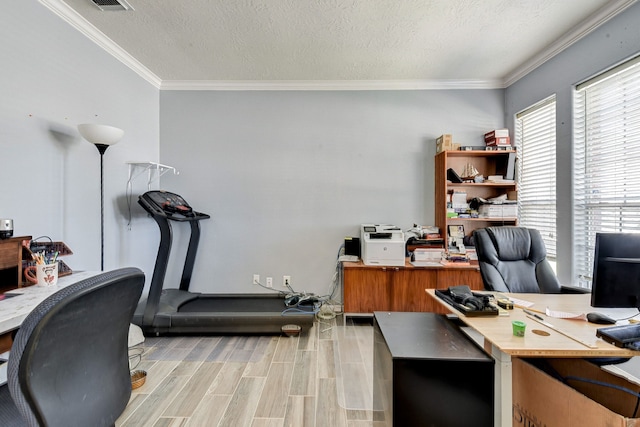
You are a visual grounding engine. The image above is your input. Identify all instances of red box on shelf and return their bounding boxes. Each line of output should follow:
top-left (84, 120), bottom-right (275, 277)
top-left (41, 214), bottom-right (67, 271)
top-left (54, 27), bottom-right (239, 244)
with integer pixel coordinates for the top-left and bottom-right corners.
top-left (484, 129), bottom-right (509, 143)
top-left (486, 136), bottom-right (511, 146)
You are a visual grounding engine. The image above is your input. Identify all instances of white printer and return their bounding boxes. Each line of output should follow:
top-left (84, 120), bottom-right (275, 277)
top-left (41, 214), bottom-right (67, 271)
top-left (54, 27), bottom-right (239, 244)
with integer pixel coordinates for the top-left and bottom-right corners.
top-left (360, 224), bottom-right (405, 266)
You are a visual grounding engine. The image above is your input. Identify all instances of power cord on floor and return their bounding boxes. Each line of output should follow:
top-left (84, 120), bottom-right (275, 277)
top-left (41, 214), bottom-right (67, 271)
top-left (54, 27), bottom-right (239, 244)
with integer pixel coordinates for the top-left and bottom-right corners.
top-left (128, 346), bottom-right (146, 371)
top-left (316, 303), bottom-right (336, 320)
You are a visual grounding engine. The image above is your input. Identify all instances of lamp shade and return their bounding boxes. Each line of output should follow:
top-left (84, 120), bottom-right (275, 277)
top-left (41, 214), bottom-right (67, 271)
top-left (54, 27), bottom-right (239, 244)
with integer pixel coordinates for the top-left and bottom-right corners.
top-left (78, 123), bottom-right (124, 146)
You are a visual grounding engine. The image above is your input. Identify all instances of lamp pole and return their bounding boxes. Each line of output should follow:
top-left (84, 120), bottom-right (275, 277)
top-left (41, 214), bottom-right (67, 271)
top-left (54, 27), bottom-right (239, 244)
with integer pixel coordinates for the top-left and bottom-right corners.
top-left (95, 143), bottom-right (110, 271)
top-left (77, 124), bottom-right (123, 271)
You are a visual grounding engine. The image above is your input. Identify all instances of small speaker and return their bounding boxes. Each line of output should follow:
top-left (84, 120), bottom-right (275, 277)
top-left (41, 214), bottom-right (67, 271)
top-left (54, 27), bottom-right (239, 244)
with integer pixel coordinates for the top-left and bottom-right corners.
top-left (345, 237), bottom-right (361, 257)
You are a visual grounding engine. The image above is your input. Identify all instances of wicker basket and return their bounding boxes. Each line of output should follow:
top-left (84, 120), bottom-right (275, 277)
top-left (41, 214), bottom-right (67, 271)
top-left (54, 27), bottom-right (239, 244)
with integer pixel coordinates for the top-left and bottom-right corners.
top-left (131, 370), bottom-right (147, 390)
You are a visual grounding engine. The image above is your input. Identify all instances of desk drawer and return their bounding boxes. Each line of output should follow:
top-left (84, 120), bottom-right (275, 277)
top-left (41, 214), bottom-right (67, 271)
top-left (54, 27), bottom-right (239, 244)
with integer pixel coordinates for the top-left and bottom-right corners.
top-left (0, 240), bottom-right (20, 269)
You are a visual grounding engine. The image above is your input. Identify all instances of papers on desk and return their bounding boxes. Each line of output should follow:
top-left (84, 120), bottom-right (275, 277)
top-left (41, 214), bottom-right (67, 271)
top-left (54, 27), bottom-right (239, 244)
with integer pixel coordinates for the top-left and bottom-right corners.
top-left (510, 296), bottom-right (588, 320)
top-left (410, 261), bottom-right (443, 267)
top-left (546, 307), bottom-right (587, 321)
top-left (509, 296), bottom-right (535, 308)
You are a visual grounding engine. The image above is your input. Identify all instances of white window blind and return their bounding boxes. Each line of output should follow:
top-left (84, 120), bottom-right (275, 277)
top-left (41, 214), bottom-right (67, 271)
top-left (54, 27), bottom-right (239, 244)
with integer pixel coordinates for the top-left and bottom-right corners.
top-left (516, 95), bottom-right (557, 262)
top-left (573, 55), bottom-right (640, 288)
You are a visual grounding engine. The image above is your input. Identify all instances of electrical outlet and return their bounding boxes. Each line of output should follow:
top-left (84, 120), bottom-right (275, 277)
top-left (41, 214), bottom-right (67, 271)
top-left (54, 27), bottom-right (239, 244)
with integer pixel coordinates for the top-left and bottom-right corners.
top-left (283, 275), bottom-right (291, 289)
top-left (253, 274), bottom-right (260, 285)
top-left (266, 277), bottom-right (273, 288)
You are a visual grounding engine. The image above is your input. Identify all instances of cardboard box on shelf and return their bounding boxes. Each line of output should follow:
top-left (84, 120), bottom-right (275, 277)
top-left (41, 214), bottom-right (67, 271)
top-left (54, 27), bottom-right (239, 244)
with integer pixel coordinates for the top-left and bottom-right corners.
top-left (513, 358), bottom-right (640, 427)
top-left (436, 134), bottom-right (460, 153)
top-left (436, 134), bottom-right (452, 145)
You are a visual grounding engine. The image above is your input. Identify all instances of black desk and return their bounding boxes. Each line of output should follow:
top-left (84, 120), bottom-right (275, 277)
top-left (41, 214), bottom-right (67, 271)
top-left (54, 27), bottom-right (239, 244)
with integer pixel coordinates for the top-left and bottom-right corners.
top-left (373, 312), bottom-right (494, 427)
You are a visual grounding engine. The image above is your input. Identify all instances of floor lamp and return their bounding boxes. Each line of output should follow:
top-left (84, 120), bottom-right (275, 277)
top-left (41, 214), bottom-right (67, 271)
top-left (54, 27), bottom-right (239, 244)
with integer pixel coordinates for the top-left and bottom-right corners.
top-left (78, 124), bottom-right (124, 271)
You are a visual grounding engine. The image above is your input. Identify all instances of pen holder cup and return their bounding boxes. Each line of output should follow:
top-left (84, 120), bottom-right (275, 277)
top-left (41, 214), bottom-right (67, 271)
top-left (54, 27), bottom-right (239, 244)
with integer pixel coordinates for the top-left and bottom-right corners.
top-left (512, 320), bottom-right (526, 337)
top-left (24, 262), bottom-right (58, 287)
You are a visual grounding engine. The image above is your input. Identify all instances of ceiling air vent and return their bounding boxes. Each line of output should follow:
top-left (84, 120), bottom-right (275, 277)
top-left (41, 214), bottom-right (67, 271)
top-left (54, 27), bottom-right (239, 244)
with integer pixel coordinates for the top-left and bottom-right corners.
top-left (90, 0), bottom-right (134, 11)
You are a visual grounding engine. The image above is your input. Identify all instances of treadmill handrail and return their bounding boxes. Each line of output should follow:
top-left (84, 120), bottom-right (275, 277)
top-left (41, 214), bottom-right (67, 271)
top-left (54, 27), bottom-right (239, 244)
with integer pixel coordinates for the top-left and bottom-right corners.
top-left (138, 194), bottom-right (210, 222)
top-left (137, 190), bottom-right (209, 327)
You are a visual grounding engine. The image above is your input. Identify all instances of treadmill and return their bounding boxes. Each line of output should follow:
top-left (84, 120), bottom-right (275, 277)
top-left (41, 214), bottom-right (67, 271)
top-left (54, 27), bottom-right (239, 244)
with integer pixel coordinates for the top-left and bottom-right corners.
top-left (132, 190), bottom-right (315, 336)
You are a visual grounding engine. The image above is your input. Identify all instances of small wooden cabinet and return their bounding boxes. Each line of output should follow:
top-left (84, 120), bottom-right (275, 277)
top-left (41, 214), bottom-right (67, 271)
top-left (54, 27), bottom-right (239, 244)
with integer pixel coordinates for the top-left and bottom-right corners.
top-left (0, 235), bottom-right (31, 292)
top-left (342, 260), bottom-right (483, 315)
top-left (373, 312), bottom-right (494, 426)
top-left (435, 150), bottom-right (518, 243)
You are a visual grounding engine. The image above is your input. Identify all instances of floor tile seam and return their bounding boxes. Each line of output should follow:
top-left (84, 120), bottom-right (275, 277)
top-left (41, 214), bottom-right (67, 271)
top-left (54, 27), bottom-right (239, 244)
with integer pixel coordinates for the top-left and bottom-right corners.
top-left (116, 393), bottom-right (149, 426)
top-left (124, 374), bottom-right (191, 426)
top-left (256, 359), bottom-right (295, 415)
top-left (159, 370), bottom-right (204, 419)
top-left (132, 359), bottom-right (182, 397)
top-left (166, 360), bottom-right (228, 414)
top-left (272, 335), bottom-right (300, 363)
top-left (290, 348), bottom-right (319, 396)
top-left (248, 340), bottom-right (279, 366)
top-left (244, 375), bottom-right (269, 426)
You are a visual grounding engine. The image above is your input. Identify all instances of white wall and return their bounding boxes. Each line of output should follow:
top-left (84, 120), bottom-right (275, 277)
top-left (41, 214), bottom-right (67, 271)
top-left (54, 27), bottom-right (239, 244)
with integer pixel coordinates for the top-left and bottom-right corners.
top-left (0, 2), bottom-right (160, 283)
top-left (159, 90), bottom-right (504, 298)
top-left (505, 1), bottom-right (640, 285)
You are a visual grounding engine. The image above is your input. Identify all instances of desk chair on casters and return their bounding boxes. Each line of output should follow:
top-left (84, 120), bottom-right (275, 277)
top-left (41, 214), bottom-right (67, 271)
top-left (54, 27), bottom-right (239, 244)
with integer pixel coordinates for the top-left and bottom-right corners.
top-left (473, 226), bottom-right (563, 293)
top-left (0, 267), bottom-right (145, 427)
top-left (474, 227), bottom-right (622, 365)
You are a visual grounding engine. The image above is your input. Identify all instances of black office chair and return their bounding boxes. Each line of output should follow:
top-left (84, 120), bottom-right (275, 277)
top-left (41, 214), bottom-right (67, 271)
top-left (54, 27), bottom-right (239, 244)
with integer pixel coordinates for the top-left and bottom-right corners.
top-left (473, 226), bottom-right (562, 293)
top-left (474, 226), bottom-right (624, 365)
top-left (0, 267), bottom-right (145, 427)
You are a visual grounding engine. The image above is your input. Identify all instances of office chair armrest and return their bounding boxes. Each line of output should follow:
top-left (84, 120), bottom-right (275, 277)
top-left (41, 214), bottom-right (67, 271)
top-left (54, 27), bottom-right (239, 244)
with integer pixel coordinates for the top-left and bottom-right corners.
top-left (560, 285), bottom-right (590, 294)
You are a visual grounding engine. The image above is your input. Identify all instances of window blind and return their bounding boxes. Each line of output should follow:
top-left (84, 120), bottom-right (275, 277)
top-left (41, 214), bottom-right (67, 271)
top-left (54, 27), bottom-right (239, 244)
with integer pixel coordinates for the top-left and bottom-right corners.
top-left (573, 56), bottom-right (640, 287)
top-left (516, 95), bottom-right (557, 262)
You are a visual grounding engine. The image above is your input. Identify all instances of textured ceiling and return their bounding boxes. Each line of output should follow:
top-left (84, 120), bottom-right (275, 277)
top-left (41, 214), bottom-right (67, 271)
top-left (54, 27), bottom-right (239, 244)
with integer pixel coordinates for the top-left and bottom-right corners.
top-left (52, 0), bottom-right (632, 87)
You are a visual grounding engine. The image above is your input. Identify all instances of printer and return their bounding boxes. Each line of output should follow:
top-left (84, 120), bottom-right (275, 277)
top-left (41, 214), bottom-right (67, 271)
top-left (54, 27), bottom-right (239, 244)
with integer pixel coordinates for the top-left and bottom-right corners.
top-left (360, 224), bottom-right (405, 266)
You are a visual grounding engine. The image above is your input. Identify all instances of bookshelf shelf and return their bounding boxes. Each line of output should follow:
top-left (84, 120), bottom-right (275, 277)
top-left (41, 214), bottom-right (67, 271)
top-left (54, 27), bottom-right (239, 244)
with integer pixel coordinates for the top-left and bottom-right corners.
top-left (435, 150), bottom-right (518, 243)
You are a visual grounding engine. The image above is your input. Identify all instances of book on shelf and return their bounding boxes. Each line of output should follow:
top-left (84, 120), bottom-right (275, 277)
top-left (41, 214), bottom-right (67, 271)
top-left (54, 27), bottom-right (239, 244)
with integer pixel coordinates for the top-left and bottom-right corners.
top-left (485, 175), bottom-right (515, 184)
top-left (485, 136), bottom-right (511, 146)
top-left (478, 204), bottom-right (518, 218)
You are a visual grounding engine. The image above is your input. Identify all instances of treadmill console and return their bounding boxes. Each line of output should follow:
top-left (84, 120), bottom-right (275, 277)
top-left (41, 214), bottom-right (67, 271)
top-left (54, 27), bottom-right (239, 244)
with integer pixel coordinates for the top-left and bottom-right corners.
top-left (139, 190), bottom-right (210, 221)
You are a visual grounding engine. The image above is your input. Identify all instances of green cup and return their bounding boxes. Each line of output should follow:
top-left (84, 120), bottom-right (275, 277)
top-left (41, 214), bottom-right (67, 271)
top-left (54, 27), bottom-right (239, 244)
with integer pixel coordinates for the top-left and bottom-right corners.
top-left (512, 320), bottom-right (526, 337)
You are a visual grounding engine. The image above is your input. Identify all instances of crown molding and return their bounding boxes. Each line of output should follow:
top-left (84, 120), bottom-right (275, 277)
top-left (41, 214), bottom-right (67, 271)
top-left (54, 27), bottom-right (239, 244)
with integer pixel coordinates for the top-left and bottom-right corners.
top-left (37, 1), bottom-right (501, 92)
top-left (159, 79), bottom-right (504, 91)
top-left (39, 0), bottom-right (162, 88)
top-left (503, 0), bottom-right (637, 87)
top-left (41, 0), bottom-right (635, 91)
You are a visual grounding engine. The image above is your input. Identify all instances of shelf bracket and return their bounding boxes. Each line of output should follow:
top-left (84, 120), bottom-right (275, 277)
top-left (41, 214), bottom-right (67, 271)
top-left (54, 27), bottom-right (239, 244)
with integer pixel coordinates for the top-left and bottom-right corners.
top-left (126, 161), bottom-right (179, 190)
top-left (125, 162), bottom-right (179, 230)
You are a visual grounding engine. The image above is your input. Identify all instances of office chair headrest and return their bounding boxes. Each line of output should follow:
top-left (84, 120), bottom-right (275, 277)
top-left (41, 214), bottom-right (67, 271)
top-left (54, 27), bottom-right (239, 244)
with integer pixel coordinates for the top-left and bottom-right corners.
top-left (488, 227), bottom-right (547, 263)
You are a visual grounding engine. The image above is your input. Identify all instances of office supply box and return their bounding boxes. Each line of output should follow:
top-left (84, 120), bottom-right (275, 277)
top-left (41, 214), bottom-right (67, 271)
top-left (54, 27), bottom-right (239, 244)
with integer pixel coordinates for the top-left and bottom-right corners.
top-left (436, 134), bottom-right (460, 153)
top-left (360, 224), bottom-right (405, 266)
top-left (513, 358), bottom-right (640, 427)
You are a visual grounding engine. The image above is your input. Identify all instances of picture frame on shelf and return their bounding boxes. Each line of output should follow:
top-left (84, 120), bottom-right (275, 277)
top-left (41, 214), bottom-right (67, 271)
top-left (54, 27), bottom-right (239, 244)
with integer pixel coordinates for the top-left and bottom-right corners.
top-left (448, 224), bottom-right (465, 239)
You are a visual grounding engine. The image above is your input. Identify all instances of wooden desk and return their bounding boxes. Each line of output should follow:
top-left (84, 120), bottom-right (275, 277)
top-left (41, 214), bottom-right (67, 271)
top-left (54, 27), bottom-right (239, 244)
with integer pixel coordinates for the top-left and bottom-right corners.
top-left (0, 271), bottom-right (99, 351)
top-left (0, 236), bottom-right (31, 291)
top-left (343, 259), bottom-right (482, 316)
top-left (426, 290), bottom-right (639, 427)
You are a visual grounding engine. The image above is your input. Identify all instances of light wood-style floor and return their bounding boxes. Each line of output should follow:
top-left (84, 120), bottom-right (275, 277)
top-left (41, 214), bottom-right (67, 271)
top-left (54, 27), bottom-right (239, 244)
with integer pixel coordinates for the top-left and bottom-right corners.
top-left (116, 317), bottom-right (381, 427)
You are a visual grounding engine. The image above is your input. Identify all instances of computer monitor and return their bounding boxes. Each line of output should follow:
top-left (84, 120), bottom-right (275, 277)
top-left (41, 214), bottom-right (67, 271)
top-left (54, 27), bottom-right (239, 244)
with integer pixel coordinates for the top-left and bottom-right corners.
top-left (591, 232), bottom-right (640, 308)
